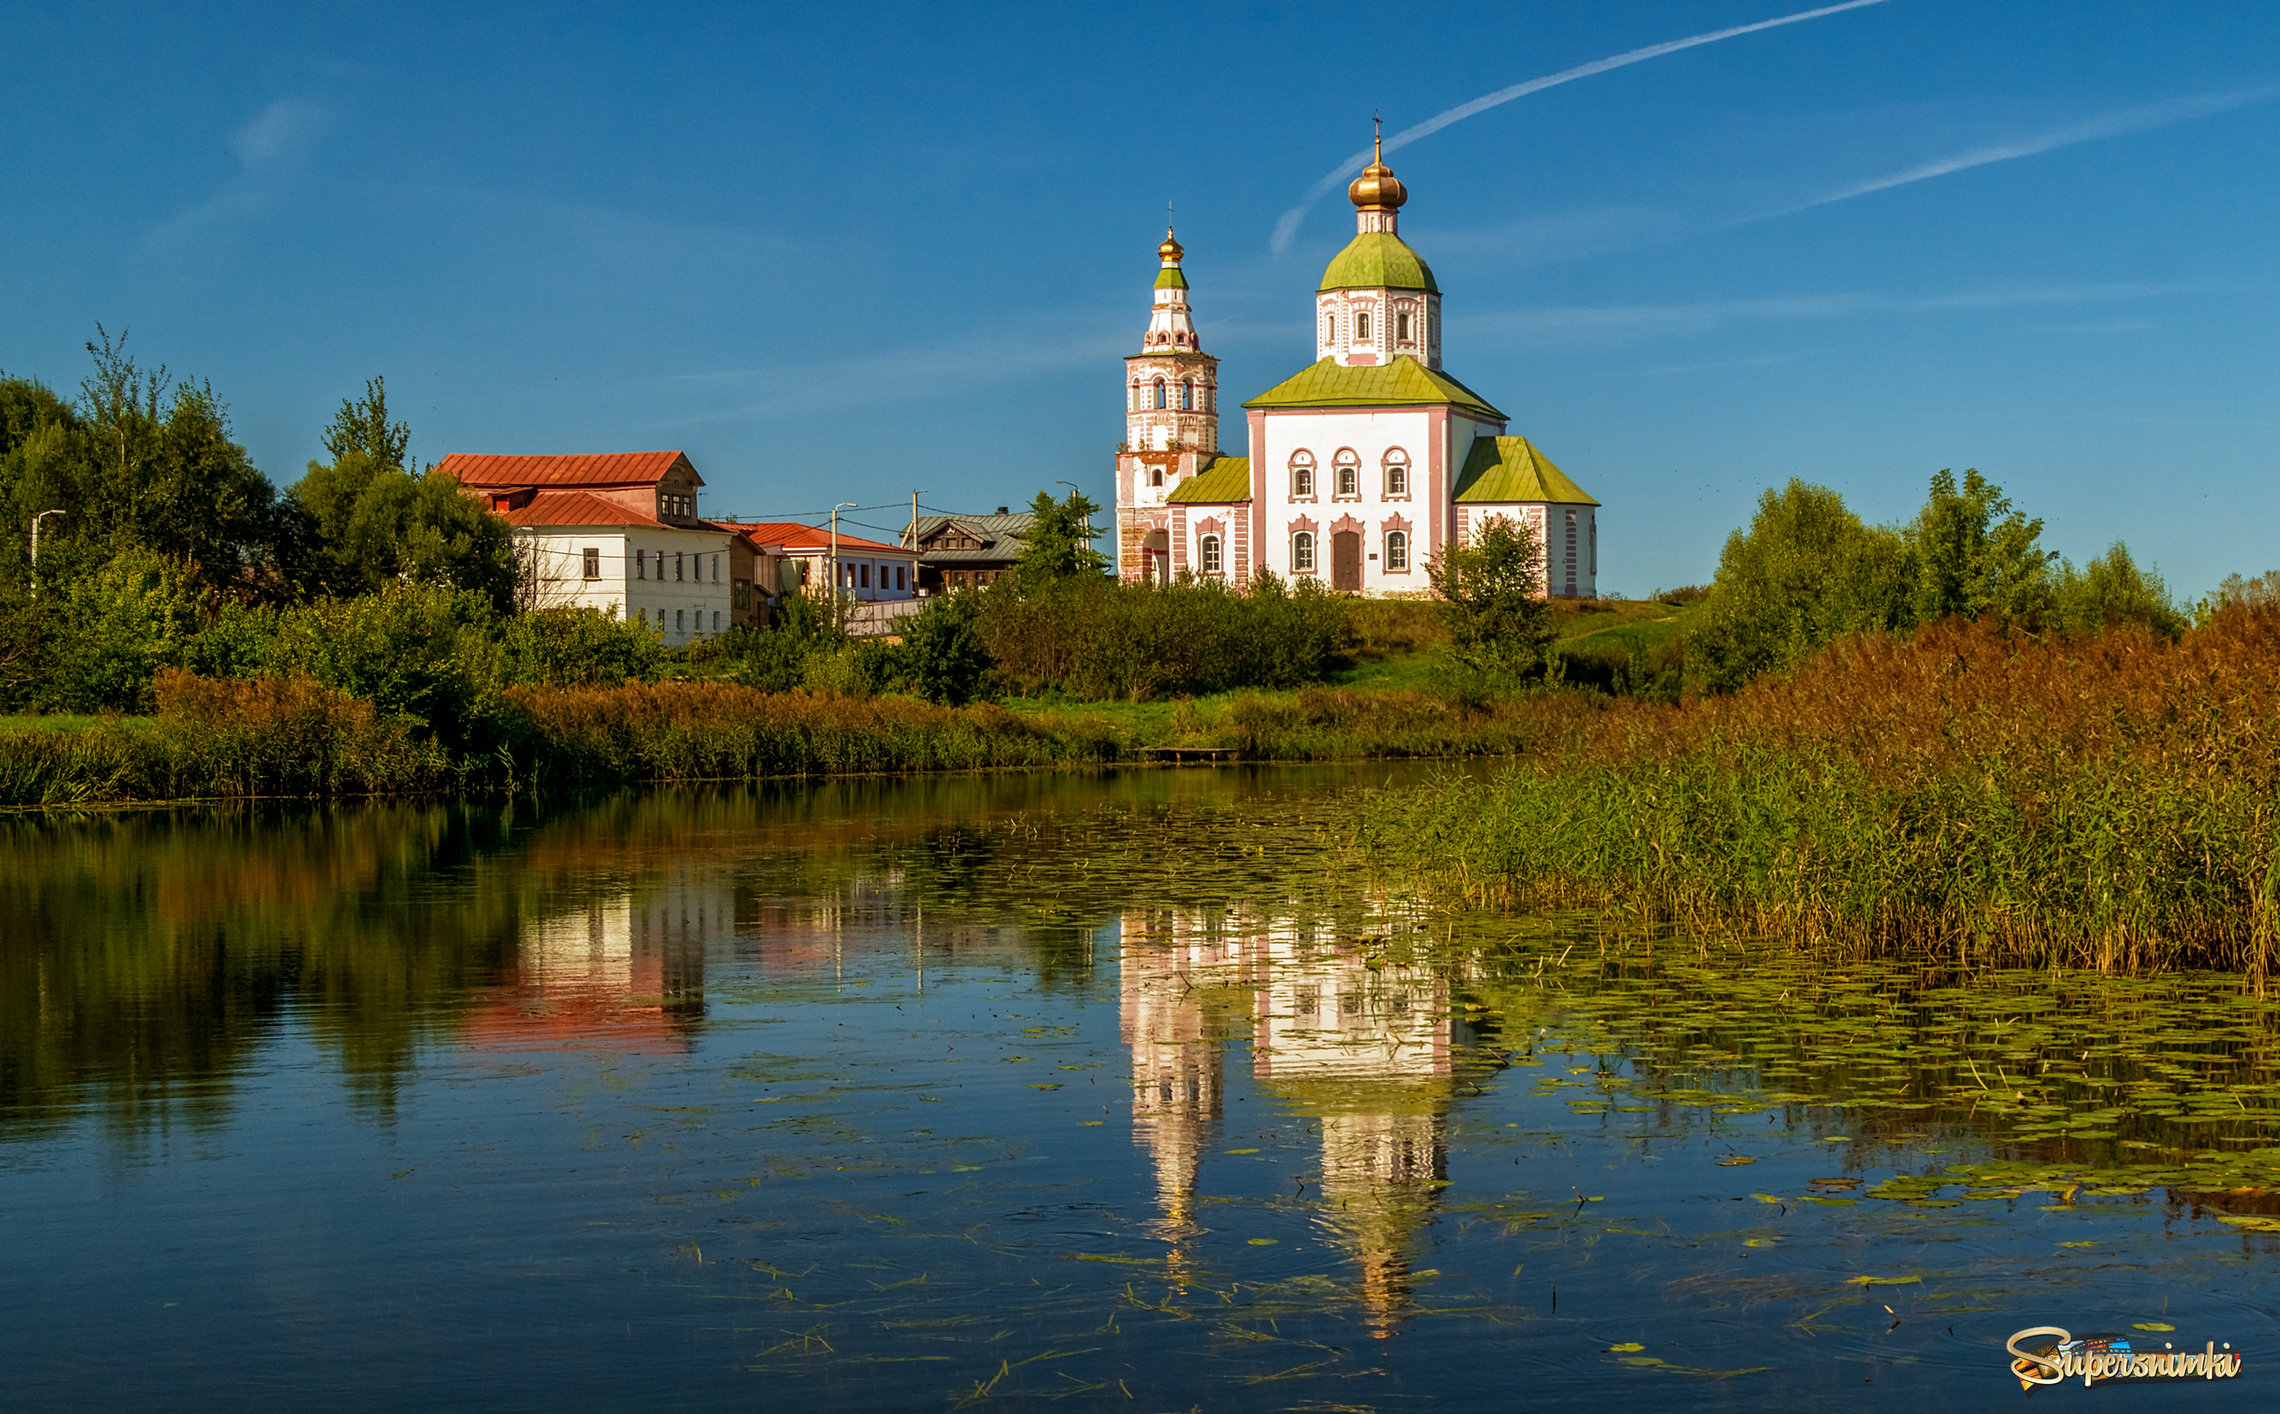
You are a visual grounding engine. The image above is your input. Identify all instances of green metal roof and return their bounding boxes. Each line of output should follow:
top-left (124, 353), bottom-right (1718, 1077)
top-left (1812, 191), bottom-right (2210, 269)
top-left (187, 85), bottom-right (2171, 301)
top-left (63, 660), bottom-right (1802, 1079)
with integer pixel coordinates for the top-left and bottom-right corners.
top-left (1153, 266), bottom-right (1189, 290)
top-left (1241, 356), bottom-right (1506, 421)
top-left (1166, 456), bottom-right (1251, 503)
top-left (1318, 232), bottom-right (1439, 294)
top-left (1453, 435), bottom-right (1598, 506)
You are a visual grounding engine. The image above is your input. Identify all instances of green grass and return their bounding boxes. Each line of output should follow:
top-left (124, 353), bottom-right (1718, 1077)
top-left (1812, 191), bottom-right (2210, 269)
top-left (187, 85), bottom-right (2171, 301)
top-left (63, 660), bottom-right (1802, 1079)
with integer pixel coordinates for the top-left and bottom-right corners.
top-left (0, 714), bottom-right (146, 735)
top-left (1550, 598), bottom-right (1699, 650)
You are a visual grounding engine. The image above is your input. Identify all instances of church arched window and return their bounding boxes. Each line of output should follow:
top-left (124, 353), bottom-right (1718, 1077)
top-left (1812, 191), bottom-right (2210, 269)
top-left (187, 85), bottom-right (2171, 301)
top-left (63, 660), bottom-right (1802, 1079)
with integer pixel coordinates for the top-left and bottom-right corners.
top-left (1199, 534), bottom-right (1223, 576)
top-left (1356, 311), bottom-right (1371, 342)
top-left (1153, 378), bottom-right (1166, 409)
top-left (1324, 311), bottom-right (1336, 346)
top-left (1292, 532), bottom-right (1316, 573)
top-left (1333, 450), bottom-right (1360, 498)
top-left (1386, 530), bottom-right (1409, 571)
top-left (1397, 311), bottom-right (1411, 342)
top-left (1289, 452), bottom-right (1314, 499)
top-left (1149, 467), bottom-right (1163, 488)
top-left (1181, 380), bottom-right (1193, 410)
top-left (1383, 450), bottom-right (1409, 497)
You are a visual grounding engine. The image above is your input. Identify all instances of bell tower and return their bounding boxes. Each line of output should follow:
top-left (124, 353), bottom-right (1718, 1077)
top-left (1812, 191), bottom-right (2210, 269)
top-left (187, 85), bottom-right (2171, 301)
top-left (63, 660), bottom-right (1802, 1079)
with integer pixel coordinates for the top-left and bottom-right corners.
top-left (1123, 225), bottom-right (1219, 455)
top-left (1115, 221), bottom-right (1223, 584)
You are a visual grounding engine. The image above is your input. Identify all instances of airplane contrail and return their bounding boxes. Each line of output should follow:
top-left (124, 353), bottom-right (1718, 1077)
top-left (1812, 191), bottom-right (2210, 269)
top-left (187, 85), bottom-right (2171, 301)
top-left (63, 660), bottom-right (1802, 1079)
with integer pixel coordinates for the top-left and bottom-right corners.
top-left (1269, 0), bottom-right (1896, 255)
top-left (1760, 85), bottom-right (2280, 218)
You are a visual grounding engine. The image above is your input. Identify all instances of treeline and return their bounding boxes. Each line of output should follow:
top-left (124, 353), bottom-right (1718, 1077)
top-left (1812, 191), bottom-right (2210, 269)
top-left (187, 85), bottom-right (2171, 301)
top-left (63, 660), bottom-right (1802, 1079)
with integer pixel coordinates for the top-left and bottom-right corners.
top-left (1689, 469), bottom-right (2182, 690)
top-left (1, 336), bottom-right (514, 710)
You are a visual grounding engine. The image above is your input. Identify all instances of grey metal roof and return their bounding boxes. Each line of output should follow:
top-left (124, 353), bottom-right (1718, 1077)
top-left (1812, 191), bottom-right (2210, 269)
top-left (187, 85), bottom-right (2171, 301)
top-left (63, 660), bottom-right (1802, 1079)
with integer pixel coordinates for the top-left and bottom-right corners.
top-left (907, 511), bottom-right (1108, 564)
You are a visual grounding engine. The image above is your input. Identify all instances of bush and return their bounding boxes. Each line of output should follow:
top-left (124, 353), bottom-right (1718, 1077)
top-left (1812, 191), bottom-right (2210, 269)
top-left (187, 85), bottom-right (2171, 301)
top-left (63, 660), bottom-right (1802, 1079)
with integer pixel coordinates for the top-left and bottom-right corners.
top-left (49, 548), bottom-right (205, 713)
top-left (151, 669), bottom-right (447, 796)
top-left (900, 591), bottom-right (993, 705)
top-left (976, 573), bottom-right (1353, 701)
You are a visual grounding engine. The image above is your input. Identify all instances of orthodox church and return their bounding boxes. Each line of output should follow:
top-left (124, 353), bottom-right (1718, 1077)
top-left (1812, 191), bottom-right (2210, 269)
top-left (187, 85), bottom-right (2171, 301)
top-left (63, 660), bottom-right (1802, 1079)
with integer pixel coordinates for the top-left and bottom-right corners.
top-left (1115, 137), bottom-right (1600, 597)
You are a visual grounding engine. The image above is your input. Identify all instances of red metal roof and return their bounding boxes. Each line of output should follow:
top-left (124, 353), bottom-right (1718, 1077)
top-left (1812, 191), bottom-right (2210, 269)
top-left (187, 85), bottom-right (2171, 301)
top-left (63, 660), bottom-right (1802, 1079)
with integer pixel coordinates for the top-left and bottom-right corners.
top-left (717, 520), bottom-right (917, 556)
top-left (497, 489), bottom-right (666, 528)
top-left (437, 450), bottom-right (702, 489)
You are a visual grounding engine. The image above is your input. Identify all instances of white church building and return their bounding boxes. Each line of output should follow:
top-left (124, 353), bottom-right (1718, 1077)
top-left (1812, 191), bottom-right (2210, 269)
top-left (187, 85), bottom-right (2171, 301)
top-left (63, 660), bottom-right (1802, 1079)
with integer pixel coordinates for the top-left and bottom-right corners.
top-left (1115, 137), bottom-right (1599, 597)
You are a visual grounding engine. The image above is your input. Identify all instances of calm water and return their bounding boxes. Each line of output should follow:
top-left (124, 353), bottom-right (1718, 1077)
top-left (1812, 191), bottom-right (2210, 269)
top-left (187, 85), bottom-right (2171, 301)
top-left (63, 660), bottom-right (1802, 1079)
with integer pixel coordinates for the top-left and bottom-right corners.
top-left (4, 767), bottom-right (2275, 1410)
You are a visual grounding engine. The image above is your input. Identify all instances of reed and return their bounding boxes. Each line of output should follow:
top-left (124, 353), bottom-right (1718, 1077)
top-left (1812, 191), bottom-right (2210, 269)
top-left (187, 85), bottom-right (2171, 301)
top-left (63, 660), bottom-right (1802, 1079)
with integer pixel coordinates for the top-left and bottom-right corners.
top-left (1360, 610), bottom-right (2280, 971)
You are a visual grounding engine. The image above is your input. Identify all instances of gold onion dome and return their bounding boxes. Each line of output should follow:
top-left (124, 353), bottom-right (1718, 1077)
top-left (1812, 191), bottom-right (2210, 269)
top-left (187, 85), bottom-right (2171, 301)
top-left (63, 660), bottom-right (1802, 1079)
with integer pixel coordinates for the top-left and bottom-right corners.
top-left (1348, 134), bottom-right (1407, 210)
top-left (1158, 227), bottom-right (1184, 261)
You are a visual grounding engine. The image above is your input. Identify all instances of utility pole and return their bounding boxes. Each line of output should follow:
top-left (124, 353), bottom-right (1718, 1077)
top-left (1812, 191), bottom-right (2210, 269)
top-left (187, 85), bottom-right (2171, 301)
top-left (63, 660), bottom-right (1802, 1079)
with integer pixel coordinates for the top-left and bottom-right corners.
top-left (1056, 481), bottom-right (1095, 573)
top-left (907, 489), bottom-right (927, 596)
top-left (830, 501), bottom-right (856, 604)
top-left (28, 510), bottom-right (64, 596)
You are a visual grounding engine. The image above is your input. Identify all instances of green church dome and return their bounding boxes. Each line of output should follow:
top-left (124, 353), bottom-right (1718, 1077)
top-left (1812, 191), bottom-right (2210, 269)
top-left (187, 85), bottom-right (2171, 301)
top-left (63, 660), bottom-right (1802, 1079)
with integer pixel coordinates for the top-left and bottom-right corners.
top-left (1317, 232), bottom-right (1438, 294)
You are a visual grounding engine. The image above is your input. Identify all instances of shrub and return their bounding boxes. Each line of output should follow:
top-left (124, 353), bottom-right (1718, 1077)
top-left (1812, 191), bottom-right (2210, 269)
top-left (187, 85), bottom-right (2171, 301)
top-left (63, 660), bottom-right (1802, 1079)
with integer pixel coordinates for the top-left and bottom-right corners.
top-left (150, 669), bottom-right (447, 797)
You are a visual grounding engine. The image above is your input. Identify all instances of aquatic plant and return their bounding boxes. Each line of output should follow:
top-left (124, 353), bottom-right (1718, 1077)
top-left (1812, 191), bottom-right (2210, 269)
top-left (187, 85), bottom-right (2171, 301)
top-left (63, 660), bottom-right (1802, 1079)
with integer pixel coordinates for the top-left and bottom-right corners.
top-left (1363, 610), bottom-right (2280, 971)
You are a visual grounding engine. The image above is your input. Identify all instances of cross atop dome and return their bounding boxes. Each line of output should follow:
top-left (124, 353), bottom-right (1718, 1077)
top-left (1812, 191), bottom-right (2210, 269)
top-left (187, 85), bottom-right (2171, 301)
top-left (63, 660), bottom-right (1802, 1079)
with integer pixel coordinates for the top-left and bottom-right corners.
top-left (1349, 119), bottom-right (1407, 223)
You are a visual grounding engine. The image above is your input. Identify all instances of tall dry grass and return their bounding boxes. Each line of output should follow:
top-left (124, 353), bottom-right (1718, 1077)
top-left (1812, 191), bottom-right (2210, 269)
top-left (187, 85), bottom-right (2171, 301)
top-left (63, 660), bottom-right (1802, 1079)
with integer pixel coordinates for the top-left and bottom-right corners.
top-left (497, 681), bottom-right (1122, 783)
top-left (1362, 611), bottom-right (2280, 971)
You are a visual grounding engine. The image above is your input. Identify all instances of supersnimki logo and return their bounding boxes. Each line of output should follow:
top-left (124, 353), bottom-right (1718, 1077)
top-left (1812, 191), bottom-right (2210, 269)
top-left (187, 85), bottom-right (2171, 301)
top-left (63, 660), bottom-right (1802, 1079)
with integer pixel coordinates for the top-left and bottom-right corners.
top-left (2007, 1326), bottom-right (2244, 1389)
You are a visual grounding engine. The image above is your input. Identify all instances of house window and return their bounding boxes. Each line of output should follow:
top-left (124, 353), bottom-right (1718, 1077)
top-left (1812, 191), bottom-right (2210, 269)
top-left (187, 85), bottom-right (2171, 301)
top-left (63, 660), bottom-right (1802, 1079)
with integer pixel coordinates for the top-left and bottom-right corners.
top-left (636, 549), bottom-right (647, 580)
top-left (1154, 378), bottom-right (1167, 409)
top-left (1337, 461), bottom-right (1358, 497)
top-left (1356, 311), bottom-right (1371, 342)
top-left (896, 565), bottom-right (906, 591)
top-left (1291, 455), bottom-right (1314, 498)
top-left (675, 609), bottom-right (685, 633)
top-left (582, 547), bottom-right (600, 580)
top-left (713, 611), bottom-right (721, 633)
top-left (1397, 311), bottom-right (1411, 341)
top-left (1385, 456), bottom-right (1409, 496)
top-left (860, 563), bottom-right (870, 589)
top-left (675, 552), bottom-right (685, 582)
top-left (1386, 530), bottom-right (1409, 571)
top-left (1199, 533), bottom-right (1222, 575)
top-left (1292, 532), bottom-right (1316, 573)
top-left (712, 554), bottom-right (720, 582)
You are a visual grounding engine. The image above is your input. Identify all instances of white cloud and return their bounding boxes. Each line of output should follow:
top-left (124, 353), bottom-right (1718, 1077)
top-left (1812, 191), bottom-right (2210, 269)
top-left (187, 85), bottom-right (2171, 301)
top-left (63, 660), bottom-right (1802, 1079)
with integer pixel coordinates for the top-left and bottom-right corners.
top-left (1758, 87), bottom-right (2280, 220)
top-left (144, 97), bottom-right (331, 252)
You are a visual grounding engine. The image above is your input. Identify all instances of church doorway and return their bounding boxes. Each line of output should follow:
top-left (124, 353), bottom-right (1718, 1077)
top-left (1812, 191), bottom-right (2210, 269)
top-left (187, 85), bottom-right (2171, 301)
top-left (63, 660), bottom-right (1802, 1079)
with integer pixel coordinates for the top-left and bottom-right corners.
top-left (1331, 531), bottom-right (1362, 591)
top-left (1140, 529), bottom-right (1169, 583)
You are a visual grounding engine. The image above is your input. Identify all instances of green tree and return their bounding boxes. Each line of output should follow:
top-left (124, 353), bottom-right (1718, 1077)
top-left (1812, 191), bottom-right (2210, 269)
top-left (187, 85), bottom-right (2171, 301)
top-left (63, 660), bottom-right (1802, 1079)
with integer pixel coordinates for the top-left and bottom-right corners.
top-left (8, 330), bottom-right (288, 592)
top-left (901, 590), bottom-right (993, 704)
top-left (291, 378), bottom-right (516, 610)
top-left (1008, 488), bottom-right (1107, 592)
top-left (2050, 542), bottom-right (2183, 636)
top-left (48, 547), bottom-right (205, 711)
top-left (1427, 513), bottom-right (1553, 677)
top-left (1690, 480), bottom-right (1911, 691)
top-left (1903, 468), bottom-right (2052, 626)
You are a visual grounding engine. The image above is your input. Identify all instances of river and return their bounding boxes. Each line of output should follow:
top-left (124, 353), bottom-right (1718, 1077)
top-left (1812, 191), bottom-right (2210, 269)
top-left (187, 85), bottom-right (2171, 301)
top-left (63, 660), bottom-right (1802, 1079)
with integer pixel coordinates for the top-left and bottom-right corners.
top-left (2, 766), bottom-right (2271, 1408)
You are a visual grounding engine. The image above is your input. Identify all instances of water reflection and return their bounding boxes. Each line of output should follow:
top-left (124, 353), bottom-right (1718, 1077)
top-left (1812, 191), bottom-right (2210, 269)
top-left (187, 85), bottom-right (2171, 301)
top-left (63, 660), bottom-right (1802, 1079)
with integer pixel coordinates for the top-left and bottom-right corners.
top-left (1122, 907), bottom-right (1463, 1336)
top-left (467, 877), bottom-right (714, 1054)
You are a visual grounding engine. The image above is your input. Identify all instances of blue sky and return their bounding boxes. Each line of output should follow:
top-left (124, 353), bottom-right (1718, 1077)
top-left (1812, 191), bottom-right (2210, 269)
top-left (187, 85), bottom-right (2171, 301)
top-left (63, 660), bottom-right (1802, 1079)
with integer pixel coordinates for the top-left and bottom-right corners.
top-left (3, 0), bottom-right (2276, 594)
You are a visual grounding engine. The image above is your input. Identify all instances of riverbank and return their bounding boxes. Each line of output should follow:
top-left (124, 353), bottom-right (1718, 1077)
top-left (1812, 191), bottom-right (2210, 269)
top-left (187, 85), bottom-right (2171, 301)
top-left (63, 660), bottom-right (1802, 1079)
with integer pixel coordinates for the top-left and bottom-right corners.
top-left (0, 669), bottom-right (1590, 807)
top-left (1360, 611), bottom-right (2280, 973)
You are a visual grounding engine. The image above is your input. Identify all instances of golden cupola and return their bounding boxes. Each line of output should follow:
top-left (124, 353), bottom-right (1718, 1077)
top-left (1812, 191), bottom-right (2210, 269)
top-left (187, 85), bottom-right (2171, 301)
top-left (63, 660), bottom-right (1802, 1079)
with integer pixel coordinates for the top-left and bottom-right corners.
top-left (1348, 133), bottom-right (1408, 212)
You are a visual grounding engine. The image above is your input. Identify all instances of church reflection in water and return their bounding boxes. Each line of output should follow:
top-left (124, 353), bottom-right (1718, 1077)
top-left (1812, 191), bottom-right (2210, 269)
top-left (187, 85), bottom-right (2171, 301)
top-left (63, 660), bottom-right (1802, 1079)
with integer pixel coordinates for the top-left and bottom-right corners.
top-left (1120, 908), bottom-right (1462, 1338)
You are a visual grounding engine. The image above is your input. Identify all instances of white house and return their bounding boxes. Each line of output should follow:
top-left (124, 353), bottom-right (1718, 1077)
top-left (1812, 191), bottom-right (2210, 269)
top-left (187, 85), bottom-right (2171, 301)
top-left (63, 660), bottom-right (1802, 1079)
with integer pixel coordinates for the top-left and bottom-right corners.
top-left (441, 450), bottom-right (737, 645)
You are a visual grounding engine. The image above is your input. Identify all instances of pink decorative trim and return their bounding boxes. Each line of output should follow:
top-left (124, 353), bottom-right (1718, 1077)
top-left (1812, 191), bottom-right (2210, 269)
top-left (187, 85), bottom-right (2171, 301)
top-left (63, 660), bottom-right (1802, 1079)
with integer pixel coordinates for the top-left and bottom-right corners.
top-left (1290, 514), bottom-right (1318, 534)
top-left (1330, 513), bottom-right (1364, 537)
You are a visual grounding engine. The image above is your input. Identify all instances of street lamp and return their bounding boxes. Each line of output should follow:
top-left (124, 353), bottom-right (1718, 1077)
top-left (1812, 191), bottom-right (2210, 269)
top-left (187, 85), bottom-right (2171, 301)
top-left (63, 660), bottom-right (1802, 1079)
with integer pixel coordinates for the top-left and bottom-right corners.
top-left (28, 510), bottom-right (64, 595)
